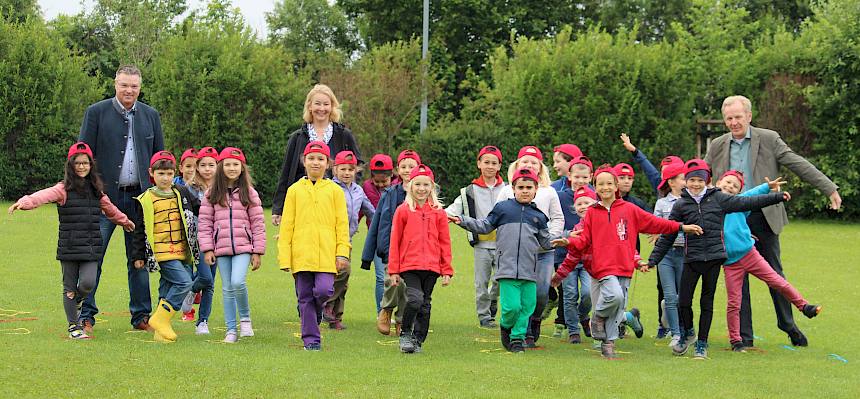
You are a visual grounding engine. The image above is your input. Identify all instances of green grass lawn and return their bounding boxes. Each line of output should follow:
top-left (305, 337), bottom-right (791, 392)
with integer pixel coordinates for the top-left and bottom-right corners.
top-left (1, 202), bottom-right (858, 398)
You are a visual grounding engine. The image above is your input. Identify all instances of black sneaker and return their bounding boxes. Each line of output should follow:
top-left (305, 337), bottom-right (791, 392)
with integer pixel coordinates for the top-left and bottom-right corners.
top-left (480, 319), bottom-right (498, 329)
top-left (303, 343), bottom-right (322, 351)
top-left (788, 329), bottom-right (808, 347)
top-left (399, 333), bottom-right (416, 353)
top-left (802, 304), bottom-right (821, 319)
top-left (523, 337), bottom-right (536, 349)
top-left (500, 326), bottom-right (512, 351)
top-left (509, 339), bottom-right (525, 353)
top-left (731, 340), bottom-right (747, 353)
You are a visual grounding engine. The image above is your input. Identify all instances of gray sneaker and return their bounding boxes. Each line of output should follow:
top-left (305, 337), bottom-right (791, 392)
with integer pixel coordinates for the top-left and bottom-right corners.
top-left (693, 340), bottom-right (709, 359)
top-left (672, 338), bottom-right (689, 356)
top-left (479, 319), bottom-right (497, 329)
top-left (399, 334), bottom-right (416, 353)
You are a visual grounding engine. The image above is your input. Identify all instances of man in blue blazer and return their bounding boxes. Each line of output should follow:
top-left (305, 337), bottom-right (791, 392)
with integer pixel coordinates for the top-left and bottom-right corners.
top-left (78, 65), bottom-right (164, 333)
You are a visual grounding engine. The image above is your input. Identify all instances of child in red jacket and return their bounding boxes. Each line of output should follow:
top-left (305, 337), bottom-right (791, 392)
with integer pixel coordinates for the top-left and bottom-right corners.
top-left (389, 164), bottom-right (453, 353)
top-left (552, 165), bottom-right (702, 359)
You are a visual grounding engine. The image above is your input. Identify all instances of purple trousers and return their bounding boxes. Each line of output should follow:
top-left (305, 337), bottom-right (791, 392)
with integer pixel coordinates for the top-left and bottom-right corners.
top-left (294, 271), bottom-right (335, 346)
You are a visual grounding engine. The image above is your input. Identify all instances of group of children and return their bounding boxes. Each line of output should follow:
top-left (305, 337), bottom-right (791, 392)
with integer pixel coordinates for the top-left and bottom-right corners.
top-left (10, 135), bottom-right (822, 358)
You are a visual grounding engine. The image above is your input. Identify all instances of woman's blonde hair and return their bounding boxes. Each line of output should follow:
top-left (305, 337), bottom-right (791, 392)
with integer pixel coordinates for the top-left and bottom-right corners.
top-left (507, 157), bottom-right (552, 187)
top-left (404, 176), bottom-right (443, 211)
top-left (303, 84), bottom-right (342, 123)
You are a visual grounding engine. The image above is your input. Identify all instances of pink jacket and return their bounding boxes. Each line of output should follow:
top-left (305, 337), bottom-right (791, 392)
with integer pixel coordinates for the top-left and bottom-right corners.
top-left (15, 183), bottom-right (132, 229)
top-left (198, 187), bottom-right (266, 256)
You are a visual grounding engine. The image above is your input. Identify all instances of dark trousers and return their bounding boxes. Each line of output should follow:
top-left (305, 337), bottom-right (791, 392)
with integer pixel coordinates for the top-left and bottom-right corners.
top-left (61, 261), bottom-right (98, 324)
top-left (550, 263), bottom-right (565, 326)
top-left (400, 270), bottom-right (439, 344)
top-left (81, 187), bottom-right (151, 327)
top-left (678, 259), bottom-right (723, 342)
top-left (740, 210), bottom-right (798, 344)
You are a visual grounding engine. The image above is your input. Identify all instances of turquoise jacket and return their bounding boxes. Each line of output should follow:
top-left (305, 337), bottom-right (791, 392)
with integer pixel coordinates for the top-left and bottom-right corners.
top-left (724, 183), bottom-right (771, 265)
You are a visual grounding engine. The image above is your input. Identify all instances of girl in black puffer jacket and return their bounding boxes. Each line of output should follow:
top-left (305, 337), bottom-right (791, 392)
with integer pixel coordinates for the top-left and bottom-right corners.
top-left (648, 159), bottom-right (789, 359)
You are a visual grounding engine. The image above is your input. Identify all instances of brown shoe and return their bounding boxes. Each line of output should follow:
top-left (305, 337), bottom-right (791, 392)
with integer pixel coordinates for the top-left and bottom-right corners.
top-left (82, 320), bottom-right (94, 334)
top-left (377, 308), bottom-right (392, 335)
top-left (134, 317), bottom-right (154, 332)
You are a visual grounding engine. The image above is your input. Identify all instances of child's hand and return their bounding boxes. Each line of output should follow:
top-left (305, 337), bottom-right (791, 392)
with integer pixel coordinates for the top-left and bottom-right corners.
top-left (271, 215), bottom-right (281, 226)
top-left (648, 234), bottom-right (658, 245)
top-left (550, 273), bottom-right (563, 288)
top-left (123, 221), bottom-right (135, 232)
top-left (251, 254), bottom-right (261, 271)
top-left (133, 260), bottom-right (144, 269)
top-left (620, 133), bottom-right (637, 152)
top-left (441, 275), bottom-right (452, 286)
top-left (551, 238), bottom-right (569, 248)
top-left (781, 191), bottom-right (791, 202)
top-left (637, 260), bottom-right (650, 273)
top-left (336, 257), bottom-right (349, 271)
top-left (764, 176), bottom-right (787, 192)
top-left (681, 224), bottom-right (703, 235)
top-left (205, 251), bottom-right (216, 266)
top-left (447, 215), bottom-right (461, 224)
top-left (390, 274), bottom-right (400, 286)
top-left (7, 202), bottom-right (21, 215)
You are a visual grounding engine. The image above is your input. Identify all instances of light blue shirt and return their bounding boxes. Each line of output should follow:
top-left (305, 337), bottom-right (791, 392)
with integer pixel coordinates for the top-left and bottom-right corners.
top-left (729, 127), bottom-right (753, 192)
top-left (113, 97), bottom-right (138, 187)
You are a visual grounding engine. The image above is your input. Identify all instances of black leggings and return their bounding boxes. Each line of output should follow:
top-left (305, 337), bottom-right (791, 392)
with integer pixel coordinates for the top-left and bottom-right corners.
top-left (401, 270), bottom-right (439, 344)
top-left (678, 259), bottom-right (724, 342)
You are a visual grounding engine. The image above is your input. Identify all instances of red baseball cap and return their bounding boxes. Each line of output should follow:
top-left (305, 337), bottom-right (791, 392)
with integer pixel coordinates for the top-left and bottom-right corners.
top-left (197, 146), bottom-right (219, 161)
top-left (658, 162), bottom-right (685, 190)
top-left (517, 146), bottom-right (543, 161)
top-left (397, 149), bottom-right (421, 165)
top-left (720, 170), bottom-right (745, 190)
top-left (219, 147), bottom-right (246, 164)
top-left (614, 163), bottom-right (635, 177)
top-left (569, 155), bottom-right (593, 172)
top-left (573, 187), bottom-right (598, 202)
top-left (553, 144), bottom-right (582, 160)
top-left (180, 148), bottom-right (198, 164)
top-left (369, 154), bottom-right (394, 171)
top-left (511, 168), bottom-right (539, 184)
top-left (477, 145), bottom-right (502, 162)
top-left (67, 142), bottom-right (93, 160)
top-left (335, 150), bottom-right (358, 166)
top-left (594, 164), bottom-right (621, 198)
top-left (408, 164), bottom-right (435, 182)
top-left (661, 155), bottom-right (683, 167)
top-left (150, 150), bottom-right (176, 168)
top-left (684, 158), bottom-right (712, 183)
top-left (304, 141), bottom-right (331, 158)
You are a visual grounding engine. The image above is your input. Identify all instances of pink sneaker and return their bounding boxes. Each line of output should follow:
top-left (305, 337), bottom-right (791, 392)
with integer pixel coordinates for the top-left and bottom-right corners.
top-left (239, 320), bottom-right (254, 337)
top-left (223, 330), bottom-right (238, 343)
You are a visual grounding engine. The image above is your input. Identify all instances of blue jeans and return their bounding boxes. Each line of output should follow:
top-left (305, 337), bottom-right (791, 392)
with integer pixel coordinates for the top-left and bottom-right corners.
top-left (81, 188), bottom-right (151, 327)
top-left (658, 247), bottom-right (685, 337)
top-left (373, 254), bottom-right (384, 313)
top-left (158, 260), bottom-right (193, 310)
top-left (191, 253), bottom-right (217, 325)
top-left (562, 264), bottom-right (592, 334)
top-left (218, 254), bottom-right (252, 332)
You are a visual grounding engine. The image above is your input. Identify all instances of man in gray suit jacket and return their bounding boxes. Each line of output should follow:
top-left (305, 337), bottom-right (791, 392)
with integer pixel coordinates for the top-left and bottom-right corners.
top-left (705, 95), bottom-right (841, 348)
top-left (78, 65), bottom-right (165, 333)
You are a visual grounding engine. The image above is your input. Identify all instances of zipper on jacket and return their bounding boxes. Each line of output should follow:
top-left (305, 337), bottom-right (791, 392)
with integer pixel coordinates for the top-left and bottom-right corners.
top-left (516, 204), bottom-right (524, 280)
top-left (229, 191), bottom-right (237, 255)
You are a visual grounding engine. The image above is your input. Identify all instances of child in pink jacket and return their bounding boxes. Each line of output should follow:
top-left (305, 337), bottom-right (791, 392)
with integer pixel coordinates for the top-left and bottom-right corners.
top-left (198, 147), bottom-right (266, 343)
top-left (8, 142), bottom-right (134, 340)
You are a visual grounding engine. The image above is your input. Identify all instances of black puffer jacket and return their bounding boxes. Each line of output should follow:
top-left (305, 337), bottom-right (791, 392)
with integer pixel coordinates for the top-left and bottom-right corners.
top-left (56, 189), bottom-right (103, 261)
top-left (649, 187), bottom-right (786, 265)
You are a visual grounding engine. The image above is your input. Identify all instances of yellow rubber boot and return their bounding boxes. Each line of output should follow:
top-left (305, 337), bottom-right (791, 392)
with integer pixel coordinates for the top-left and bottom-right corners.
top-left (150, 299), bottom-right (178, 342)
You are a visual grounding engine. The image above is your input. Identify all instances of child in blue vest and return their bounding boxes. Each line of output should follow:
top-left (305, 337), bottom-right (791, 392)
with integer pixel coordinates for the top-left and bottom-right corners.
top-left (446, 145), bottom-right (506, 328)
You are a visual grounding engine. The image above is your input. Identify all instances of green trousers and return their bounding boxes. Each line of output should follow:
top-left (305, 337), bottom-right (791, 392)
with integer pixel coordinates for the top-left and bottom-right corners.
top-left (498, 279), bottom-right (537, 340)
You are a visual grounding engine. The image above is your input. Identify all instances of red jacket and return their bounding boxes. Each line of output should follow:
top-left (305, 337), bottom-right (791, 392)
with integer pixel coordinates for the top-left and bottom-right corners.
top-left (388, 202), bottom-right (453, 276)
top-left (567, 199), bottom-right (679, 280)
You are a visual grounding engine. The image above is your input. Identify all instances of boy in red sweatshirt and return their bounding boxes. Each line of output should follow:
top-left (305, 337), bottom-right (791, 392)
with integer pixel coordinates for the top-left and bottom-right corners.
top-left (552, 165), bottom-right (702, 358)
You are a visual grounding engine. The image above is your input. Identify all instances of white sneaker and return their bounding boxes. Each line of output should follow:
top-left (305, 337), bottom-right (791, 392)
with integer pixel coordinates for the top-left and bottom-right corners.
top-left (180, 292), bottom-right (195, 313)
top-left (223, 330), bottom-right (238, 343)
top-left (669, 335), bottom-right (681, 348)
top-left (239, 319), bottom-right (254, 337)
top-left (195, 321), bottom-right (210, 335)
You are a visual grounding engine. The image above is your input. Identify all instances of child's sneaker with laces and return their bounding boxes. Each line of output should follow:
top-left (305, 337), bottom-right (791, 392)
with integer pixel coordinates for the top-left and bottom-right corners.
top-left (509, 339), bottom-right (525, 353)
top-left (668, 334), bottom-right (681, 349)
top-left (223, 330), bottom-right (238, 343)
top-left (523, 337), bottom-right (536, 349)
top-left (802, 304), bottom-right (821, 319)
top-left (195, 321), bottom-right (210, 335)
top-left (304, 343), bottom-right (322, 351)
top-left (399, 333), bottom-right (416, 353)
top-left (239, 319), bottom-right (254, 337)
top-left (626, 308), bottom-right (644, 338)
top-left (672, 338), bottom-right (689, 356)
top-left (693, 340), bottom-right (709, 359)
top-left (731, 340), bottom-right (746, 352)
top-left (68, 324), bottom-right (90, 340)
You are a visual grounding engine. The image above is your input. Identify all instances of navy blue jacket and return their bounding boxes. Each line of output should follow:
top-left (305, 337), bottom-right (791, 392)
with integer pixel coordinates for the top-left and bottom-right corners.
top-left (79, 98), bottom-right (164, 202)
top-left (361, 183), bottom-right (407, 265)
top-left (456, 199), bottom-right (553, 282)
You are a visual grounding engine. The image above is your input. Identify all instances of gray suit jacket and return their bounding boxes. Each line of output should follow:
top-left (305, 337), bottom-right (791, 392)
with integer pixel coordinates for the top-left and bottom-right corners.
top-left (704, 125), bottom-right (838, 234)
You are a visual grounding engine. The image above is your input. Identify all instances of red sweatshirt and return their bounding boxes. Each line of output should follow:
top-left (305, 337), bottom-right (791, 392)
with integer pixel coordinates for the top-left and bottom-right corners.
top-left (388, 202), bottom-right (453, 276)
top-left (567, 199), bottom-right (680, 280)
